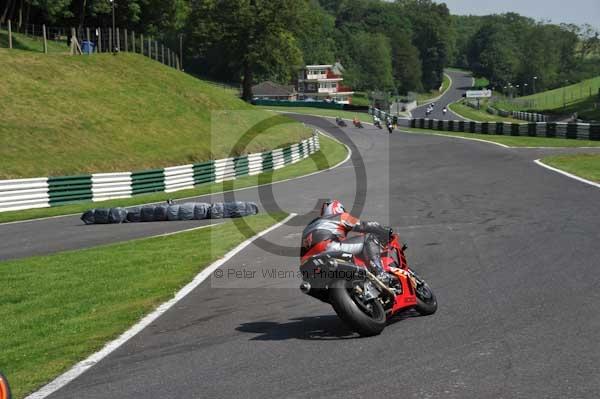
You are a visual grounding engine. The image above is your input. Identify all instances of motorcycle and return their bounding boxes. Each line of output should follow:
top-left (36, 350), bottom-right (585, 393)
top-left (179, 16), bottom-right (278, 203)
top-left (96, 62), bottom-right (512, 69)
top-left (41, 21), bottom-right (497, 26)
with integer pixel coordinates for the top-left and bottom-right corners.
top-left (353, 119), bottom-right (364, 128)
top-left (387, 122), bottom-right (393, 134)
top-left (336, 117), bottom-right (347, 127)
top-left (299, 229), bottom-right (437, 336)
top-left (374, 119), bottom-right (382, 129)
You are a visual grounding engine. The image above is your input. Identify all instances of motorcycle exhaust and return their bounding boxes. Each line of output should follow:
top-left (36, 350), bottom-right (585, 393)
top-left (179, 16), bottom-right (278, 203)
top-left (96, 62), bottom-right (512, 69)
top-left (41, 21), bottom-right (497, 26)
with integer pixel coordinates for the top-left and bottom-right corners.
top-left (365, 270), bottom-right (397, 299)
top-left (300, 281), bottom-right (311, 294)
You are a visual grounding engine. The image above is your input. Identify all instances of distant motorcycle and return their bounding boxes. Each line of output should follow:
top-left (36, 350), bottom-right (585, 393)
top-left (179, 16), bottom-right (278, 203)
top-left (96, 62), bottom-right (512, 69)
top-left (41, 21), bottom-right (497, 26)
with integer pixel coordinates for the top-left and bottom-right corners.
top-left (387, 122), bottom-right (393, 134)
top-left (336, 117), bottom-right (347, 127)
top-left (353, 119), bottom-right (364, 128)
top-left (374, 119), bottom-right (383, 129)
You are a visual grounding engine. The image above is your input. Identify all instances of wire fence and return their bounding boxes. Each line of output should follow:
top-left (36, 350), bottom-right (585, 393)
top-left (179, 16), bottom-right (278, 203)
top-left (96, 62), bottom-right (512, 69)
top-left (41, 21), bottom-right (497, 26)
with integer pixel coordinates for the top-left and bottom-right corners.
top-left (491, 81), bottom-right (600, 111)
top-left (0, 20), bottom-right (181, 71)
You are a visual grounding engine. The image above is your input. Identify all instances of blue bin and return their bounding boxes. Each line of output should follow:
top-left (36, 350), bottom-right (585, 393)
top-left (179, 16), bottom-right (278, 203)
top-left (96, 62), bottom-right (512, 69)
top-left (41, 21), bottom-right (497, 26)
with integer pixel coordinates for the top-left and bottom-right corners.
top-left (81, 40), bottom-right (96, 54)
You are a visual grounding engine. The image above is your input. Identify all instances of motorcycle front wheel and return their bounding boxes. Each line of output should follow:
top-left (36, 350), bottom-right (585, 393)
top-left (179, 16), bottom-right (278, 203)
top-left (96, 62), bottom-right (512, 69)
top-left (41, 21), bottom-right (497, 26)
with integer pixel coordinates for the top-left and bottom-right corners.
top-left (329, 279), bottom-right (386, 337)
top-left (414, 280), bottom-right (438, 315)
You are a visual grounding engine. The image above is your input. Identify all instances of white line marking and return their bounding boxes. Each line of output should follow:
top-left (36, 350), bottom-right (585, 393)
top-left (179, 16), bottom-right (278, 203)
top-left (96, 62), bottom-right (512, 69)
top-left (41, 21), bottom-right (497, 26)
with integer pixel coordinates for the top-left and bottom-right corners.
top-left (534, 160), bottom-right (600, 189)
top-left (400, 130), bottom-right (510, 148)
top-left (148, 222), bottom-right (223, 238)
top-left (2, 132), bottom-right (350, 226)
top-left (25, 213), bottom-right (297, 399)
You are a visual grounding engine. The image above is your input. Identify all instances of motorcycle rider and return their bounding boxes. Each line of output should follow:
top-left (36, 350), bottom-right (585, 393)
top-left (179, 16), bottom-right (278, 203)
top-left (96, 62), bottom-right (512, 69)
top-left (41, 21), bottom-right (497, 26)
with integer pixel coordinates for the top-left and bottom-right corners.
top-left (373, 115), bottom-right (382, 127)
top-left (301, 200), bottom-right (393, 284)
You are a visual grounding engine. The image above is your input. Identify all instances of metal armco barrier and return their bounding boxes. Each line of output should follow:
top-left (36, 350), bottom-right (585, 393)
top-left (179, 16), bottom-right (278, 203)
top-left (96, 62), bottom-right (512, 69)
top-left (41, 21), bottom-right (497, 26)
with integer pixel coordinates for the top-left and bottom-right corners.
top-left (0, 134), bottom-right (320, 212)
top-left (511, 111), bottom-right (547, 122)
top-left (409, 118), bottom-right (600, 141)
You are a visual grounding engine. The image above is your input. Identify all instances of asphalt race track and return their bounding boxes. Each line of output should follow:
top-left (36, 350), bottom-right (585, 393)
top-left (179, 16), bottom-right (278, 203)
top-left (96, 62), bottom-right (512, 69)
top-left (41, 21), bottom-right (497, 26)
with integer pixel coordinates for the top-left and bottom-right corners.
top-left (5, 108), bottom-right (600, 398)
top-left (410, 69), bottom-right (473, 121)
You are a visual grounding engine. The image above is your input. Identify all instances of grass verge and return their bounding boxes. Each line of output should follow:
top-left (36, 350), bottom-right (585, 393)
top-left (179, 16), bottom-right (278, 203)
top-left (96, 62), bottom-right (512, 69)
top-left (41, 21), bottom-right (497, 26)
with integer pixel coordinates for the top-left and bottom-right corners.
top-left (541, 154), bottom-right (600, 182)
top-left (0, 133), bottom-right (348, 224)
top-left (0, 212), bottom-right (286, 399)
top-left (449, 101), bottom-right (521, 123)
top-left (401, 127), bottom-right (600, 148)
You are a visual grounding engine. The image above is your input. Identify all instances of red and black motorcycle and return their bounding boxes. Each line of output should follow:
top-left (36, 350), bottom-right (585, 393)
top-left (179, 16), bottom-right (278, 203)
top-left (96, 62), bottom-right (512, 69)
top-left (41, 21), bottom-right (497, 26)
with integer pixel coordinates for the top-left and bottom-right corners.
top-left (299, 230), bottom-right (437, 336)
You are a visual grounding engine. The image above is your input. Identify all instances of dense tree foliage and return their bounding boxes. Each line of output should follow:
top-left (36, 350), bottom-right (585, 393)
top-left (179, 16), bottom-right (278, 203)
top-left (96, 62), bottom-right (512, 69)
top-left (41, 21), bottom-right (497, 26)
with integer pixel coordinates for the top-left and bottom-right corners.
top-left (453, 13), bottom-right (599, 94)
top-left (2, 0), bottom-right (598, 97)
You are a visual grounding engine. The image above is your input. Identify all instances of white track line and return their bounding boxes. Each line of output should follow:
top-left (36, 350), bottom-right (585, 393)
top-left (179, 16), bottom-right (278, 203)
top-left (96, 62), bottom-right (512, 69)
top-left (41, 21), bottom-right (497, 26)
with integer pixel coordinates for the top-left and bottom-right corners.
top-left (534, 160), bottom-right (600, 189)
top-left (399, 129), bottom-right (510, 148)
top-left (2, 131), bottom-right (350, 226)
top-left (25, 213), bottom-right (297, 399)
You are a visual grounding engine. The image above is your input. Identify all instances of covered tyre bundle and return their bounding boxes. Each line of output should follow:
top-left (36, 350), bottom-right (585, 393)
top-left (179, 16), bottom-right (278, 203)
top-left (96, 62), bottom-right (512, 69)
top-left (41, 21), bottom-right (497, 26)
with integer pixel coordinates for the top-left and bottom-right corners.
top-left (223, 201), bottom-right (259, 218)
top-left (153, 205), bottom-right (169, 221)
top-left (167, 205), bottom-right (180, 221)
top-left (81, 201), bottom-right (260, 224)
top-left (178, 203), bottom-right (195, 220)
top-left (193, 203), bottom-right (210, 220)
top-left (126, 207), bottom-right (142, 222)
top-left (81, 208), bottom-right (127, 224)
top-left (108, 208), bottom-right (128, 223)
top-left (209, 203), bottom-right (224, 219)
top-left (141, 206), bottom-right (157, 222)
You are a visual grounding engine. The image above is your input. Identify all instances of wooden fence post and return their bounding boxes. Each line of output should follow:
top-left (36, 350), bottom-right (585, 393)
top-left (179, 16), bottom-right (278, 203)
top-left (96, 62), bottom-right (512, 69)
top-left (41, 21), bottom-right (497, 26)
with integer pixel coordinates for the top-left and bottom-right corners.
top-left (86, 27), bottom-right (90, 44)
top-left (108, 28), bottom-right (112, 52)
top-left (154, 40), bottom-right (158, 60)
top-left (124, 28), bottom-right (128, 52)
top-left (42, 24), bottom-right (48, 53)
top-left (116, 28), bottom-right (120, 51)
top-left (161, 44), bottom-right (164, 64)
top-left (140, 34), bottom-right (144, 55)
top-left (132, 31), bottom-right (136, 53)
top-left (8, 20), bottom-right (12, 49)
top-left (167, 49), bottom-right (171, 67)
top-left (148, 37), bottom-right (151, 58)
top-left (97, 28), bottom-right (102, 53)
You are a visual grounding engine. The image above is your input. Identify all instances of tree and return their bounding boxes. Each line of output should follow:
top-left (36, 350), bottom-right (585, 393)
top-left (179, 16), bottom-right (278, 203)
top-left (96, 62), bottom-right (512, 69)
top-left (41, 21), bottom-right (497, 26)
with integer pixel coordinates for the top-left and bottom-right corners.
top-left (468, 23), bottom-right (519, 87)
top-left (295, 1), bottom-right (336, 64)
top-left (187, 0), bottom-right (306, 101)
top-left (393, 37), bottom-right (422, 94)
top-left (402, 0), bottom-right (452, 90)
top-left (341, 31), bottom-right (393, 91)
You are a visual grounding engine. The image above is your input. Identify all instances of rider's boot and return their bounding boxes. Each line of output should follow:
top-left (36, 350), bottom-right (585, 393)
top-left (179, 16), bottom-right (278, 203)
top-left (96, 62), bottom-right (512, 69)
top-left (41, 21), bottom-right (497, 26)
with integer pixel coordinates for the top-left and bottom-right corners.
top-left (364, 236), bottom-right (394, 286)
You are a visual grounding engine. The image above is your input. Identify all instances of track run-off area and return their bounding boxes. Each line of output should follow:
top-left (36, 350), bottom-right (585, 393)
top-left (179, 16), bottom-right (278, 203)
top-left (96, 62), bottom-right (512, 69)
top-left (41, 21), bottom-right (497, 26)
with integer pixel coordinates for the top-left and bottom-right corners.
top-left (3, 105), bottom-right (600, 398)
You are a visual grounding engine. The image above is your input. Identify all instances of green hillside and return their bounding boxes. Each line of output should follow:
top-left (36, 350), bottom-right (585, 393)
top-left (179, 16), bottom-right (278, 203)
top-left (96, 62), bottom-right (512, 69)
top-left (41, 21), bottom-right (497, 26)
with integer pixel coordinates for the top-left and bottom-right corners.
top-left (0, 50), bottom-right (310, 179)
top-left (496, 76), bottom-right (600, 121)
top-left (0, 29), bottom-right (70, 53)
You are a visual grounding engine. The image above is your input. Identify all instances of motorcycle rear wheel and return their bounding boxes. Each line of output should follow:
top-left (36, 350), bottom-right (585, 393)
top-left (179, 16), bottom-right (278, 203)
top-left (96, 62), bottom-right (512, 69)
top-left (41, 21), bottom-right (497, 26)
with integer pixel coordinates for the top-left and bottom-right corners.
top-left (329, 279), bottom-right (386, 337)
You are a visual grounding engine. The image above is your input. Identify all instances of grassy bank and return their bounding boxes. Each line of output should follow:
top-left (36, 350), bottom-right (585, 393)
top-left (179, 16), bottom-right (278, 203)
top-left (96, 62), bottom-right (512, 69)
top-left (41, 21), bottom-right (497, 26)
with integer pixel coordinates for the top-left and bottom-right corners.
top-left (449, 101), bottom-right (521, 123)
top-left (0, 213), bottom-right (286, 399)
top-left (401, 127), bottom-right (600, 148)
top-left (495, 76), bottom-right (600, 120)
top-left (0, 50), bottom-right (310, 178)
top-left (417, 73), bottom-right (451, 104)
top-left (0, 29), bottom-right (69, 53)
top-left (541, 154), bottom-right (600, 182)
top-left (0, 133), bottom-right (348, 224)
